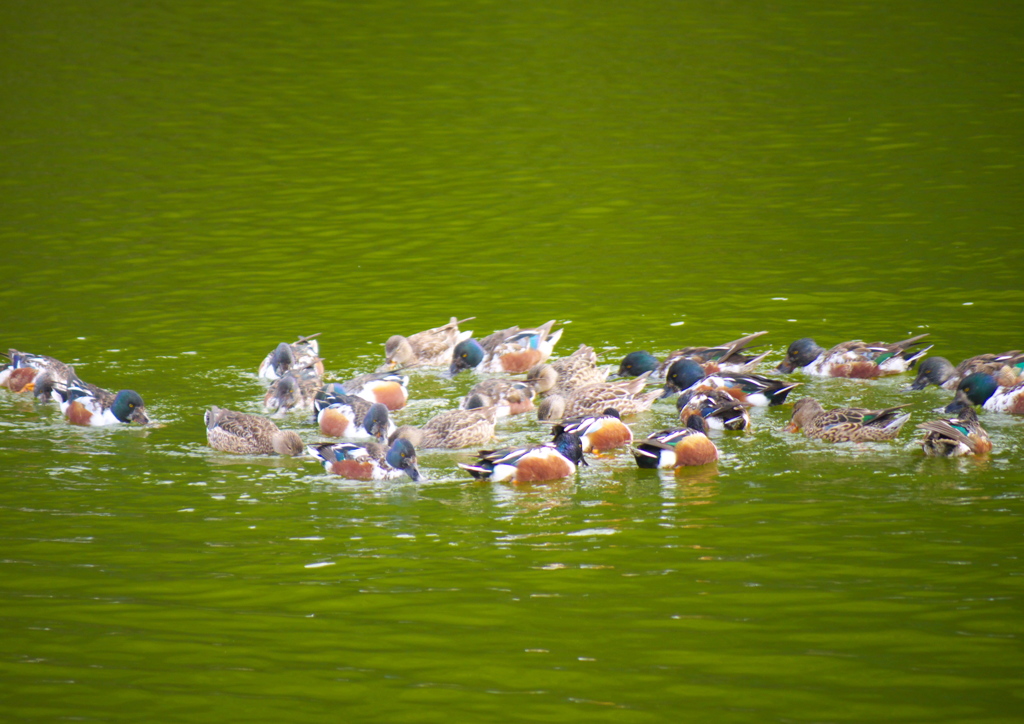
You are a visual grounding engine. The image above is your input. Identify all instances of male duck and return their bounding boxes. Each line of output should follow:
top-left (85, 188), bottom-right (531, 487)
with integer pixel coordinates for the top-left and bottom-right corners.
top-left (663, 358), bottom-right (800, 407)
top-left (205, 406), bottom-right (303, 455)
top-left (632, 416), bottom-right (719, 469)
top-left (323, 371), bottom-right (409, 411)
top-left (776, 334), bottom-right (931, 378)
top-left (449, 320), bottom-right (564, 376)
top-left (618, 331), bottom-right (770, 378)
top-left (459, 428), bottom-right (586, 483)
top-left (948, 372), bottom-right (1024, 414)
top-left (314, 391), bottom-right (396, 440)
top-left (258, 333), bottom-right (323, 381)
top-left (677, 388), bottom-right (752, 431)
top-left (1, 348), bottom-right (74, 393)
top-left (918, 396), bottom-right (992, 457)
top-left (378, 316), bottom-right (474, 370)
top-left (390, 406), bottom-right (497, 449)
top-left (47, 370), bottom-right (149, 426)
top-left (553, 408), bottom-right (633, 453)
top-left (307, 439), bottom-right (422, 482)
top-left (785, 398), bottom-right (912, 442)
top-left (910, 352), bottom-right (1024, 391)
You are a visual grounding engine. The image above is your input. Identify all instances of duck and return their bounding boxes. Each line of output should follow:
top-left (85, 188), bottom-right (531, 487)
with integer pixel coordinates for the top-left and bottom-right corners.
top-left (459, 428), bottom-right (586, 483)
top-left (47, 370), bottom-right (150, 426)
top-left (307, 438), bottom-right (422, 481)
top-left (460, 377), bottom-right (538, 417)
top-left (449, 320), bottom-right (564, 376)
top-left (322, 371), bottom-right (409, 411)
top-left (552, 408), bottom-right (633, 453)
top-left (784, 398), bottom-right (912, 442)
top-left (257, 333), bottom-right (323, 381)
top-left (551, 372), bottom-right (662, 419)
top-left (632, 416), bottom-right (719, 469)
top-left (948, 372), bottom-right (1024, 414)
top-left (618, 331), bottom-right (770, 378)
top-left (918, 395), bottom-right (992, 457)
top-left (390, 406), bottom-right (497, 449)
top-left (776, 334), bottom-right (931, 378)
top-left (677, 388), bottom-right (752, 431)
top-left (264, 367), bottom-right (322, 414)
top-left (527, 344), bottom-right (609, 396)
top-left (205, 406), bottom-right (303, 455)
top-left (662, 358), bottom-right (800, 406)
top-left (378, 317), bottom-right (474, 370)
top-left (0, 348), bottom-right (74, 393)
top-left (909, 352), bottom-right (1024, 391)
top-left (313, 391), bottom-right (396, 440)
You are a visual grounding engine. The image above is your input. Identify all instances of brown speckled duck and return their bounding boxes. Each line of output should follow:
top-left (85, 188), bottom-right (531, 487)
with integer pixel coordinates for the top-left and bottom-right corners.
top-left (205, 406), bottom-right (304, 455)
top-left (785, 398), bottom-right (912, 442)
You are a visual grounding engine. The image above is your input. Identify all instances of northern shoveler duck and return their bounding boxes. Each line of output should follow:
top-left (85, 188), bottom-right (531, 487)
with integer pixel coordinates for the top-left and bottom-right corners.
top-left (948, 372), bottom-right (1024, 414)
top-left (918, 396), bottom-right (992, 457)
top-left (322, 371), bottom-right (409, 411)
top-left (910, 352), bottom-right (1024, 391)
top-left (677, 388), bottom-right (751, 431)
top-left (553, 408), bottom-right (633, 453)
top-left (390, 406), bottom-right (497, 449)
top-left (449, 320), bottom-right (564, 376)
top-left (258, 333), bottom-right (323, 381)
top-left (205, 406), bottom-right (303, 455)
top-left (785, 398), bottom-right (912, 442)
top-left (632, 416), bottom-right (719, 469)
top-left (460, 377), bottom-right (538, 417)
top-left (776, 334), bottom-right (931, 378)
top-left (314, 391), bottom-right (396, 440)
top-left (50, 370), bottom-right (150, 426)
top-left (264, 367), bottom-right (322, 414)
top-left (663, 358), bottom-right (800, 406)
top-left (618, 331), bottom-right (770, 378)
top-left (527, 345), bottom-right (609, 396)
top-left (0, 348), bottom-right (74, 393)
top-left (459, 428), bottom-right (586, 483)
top-left (378, 317), bottom-right (475, 370)
top-left (307, 439), bottom-right (422, 482)
top-left (554, 372), bottom-right (662, 419)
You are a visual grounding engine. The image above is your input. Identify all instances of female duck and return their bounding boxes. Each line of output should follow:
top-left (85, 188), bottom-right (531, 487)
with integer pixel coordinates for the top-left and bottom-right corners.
top-left (205, 406), bottom-right (303, 455)
top-left (785, 398), bottom-right (912, 442)
top-left (918, 396), bottom-right (992, 457)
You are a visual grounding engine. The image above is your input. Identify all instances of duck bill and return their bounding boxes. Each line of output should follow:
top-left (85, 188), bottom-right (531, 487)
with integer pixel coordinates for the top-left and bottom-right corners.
top-left (783, 422), bottom-right (799, 433)
top-left (660, 383), bottom-right (678, 399)
top-left (131, 408), bottom-right (151, 425)
top-left (776, 361), bottom-right (795, 374)
top-left (405, 465), bottom-right (422, 482)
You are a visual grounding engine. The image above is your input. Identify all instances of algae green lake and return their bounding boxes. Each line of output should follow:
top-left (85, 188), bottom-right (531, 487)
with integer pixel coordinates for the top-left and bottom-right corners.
top-left (2, 1), bottom-right (1022, 721)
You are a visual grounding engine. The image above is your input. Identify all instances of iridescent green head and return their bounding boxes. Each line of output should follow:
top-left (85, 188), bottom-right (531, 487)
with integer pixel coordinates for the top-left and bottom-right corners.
top-left (113, 390), bottom-right (149, 424)
top-left (954, 372), bottom-right (998, 407)
top-left (618, 351), bottom-right (659, 377)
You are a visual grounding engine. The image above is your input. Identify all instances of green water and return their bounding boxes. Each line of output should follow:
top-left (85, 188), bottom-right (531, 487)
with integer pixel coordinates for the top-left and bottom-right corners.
top-left (2, 1), bottom-right (1023, 721)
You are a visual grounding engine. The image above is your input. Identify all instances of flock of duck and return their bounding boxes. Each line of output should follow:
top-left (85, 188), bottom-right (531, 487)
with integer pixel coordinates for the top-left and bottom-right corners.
top-left (3, 317), bottom-right (1023, 484)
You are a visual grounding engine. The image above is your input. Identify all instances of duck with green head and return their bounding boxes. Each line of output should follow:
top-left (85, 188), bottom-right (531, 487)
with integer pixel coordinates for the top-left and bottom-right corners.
top-left (949, 372), bottom-right (1024, 414)
top-left (777, 334), bottom-right (931, 378)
